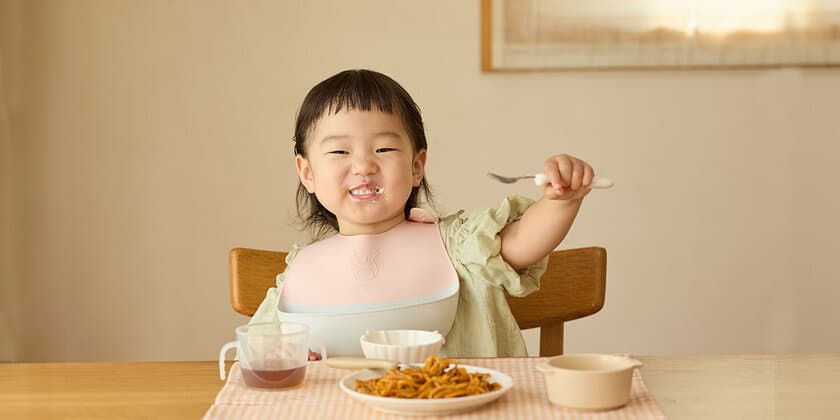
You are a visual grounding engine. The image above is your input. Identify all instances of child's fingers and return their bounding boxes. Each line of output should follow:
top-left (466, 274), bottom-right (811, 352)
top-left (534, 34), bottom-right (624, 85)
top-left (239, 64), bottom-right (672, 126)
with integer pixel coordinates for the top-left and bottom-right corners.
top-left (570, 160), bottom-right (585, 190)
top-left (559, 160), bottom-right (573, 188)
top-left (543, 185), bottom-right (566, 200)
top-left (544, 154), bottom-right (596, 198)
top-left (551, 155), bottom-right (573, 188)
top-left (582, 165), bottom-right (595, 187)
top-left (544, 159), bottom-right (563, 190)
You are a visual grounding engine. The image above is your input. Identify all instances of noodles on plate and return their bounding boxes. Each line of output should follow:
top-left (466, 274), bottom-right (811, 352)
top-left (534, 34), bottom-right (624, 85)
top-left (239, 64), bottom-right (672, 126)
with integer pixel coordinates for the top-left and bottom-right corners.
top-left (354, 356), bottom-right (501, 399)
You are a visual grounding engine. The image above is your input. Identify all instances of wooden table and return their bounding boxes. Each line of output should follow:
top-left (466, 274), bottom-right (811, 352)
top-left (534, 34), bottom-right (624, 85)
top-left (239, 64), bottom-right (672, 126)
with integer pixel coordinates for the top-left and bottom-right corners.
top-left (1, 354), bottom-right (838, 419)
top-left (641, 353), bottom-right (840, 420)
top-left (0, 360), bottom-right (230, 420)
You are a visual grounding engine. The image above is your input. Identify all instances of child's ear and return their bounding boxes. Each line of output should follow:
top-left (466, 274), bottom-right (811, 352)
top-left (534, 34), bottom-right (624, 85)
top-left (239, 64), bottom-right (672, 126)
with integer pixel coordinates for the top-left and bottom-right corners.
top-left (412, 149), bottom-right (427, 187)
top-left (295, 155), bottom-right (315, 193)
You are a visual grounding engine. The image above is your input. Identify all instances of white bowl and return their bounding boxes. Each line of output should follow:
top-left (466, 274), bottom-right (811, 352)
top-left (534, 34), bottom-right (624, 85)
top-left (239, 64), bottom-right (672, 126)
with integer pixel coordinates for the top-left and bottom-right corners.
top-left (536, 354), bottom-right (643, 411)
top-left (360, 330), bottom-right (444, 364)
top-left (276, 286), bottom-right (457, 357)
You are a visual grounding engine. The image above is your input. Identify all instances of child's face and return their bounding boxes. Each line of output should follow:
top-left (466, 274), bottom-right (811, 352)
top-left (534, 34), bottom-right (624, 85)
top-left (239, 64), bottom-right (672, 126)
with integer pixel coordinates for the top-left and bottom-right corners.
top-left (295, 109), bottom-right (426, 235)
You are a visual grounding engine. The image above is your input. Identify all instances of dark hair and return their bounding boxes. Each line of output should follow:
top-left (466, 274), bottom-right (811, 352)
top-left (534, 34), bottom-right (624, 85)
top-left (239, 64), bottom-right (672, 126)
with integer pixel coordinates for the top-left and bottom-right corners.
top-left (293, 69), bottom-right (434, 238)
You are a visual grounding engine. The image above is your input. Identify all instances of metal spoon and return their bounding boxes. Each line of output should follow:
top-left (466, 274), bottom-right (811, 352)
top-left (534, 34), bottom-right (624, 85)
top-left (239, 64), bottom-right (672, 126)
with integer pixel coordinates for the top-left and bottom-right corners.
top-left (487, 172), bottom-right (614, 189)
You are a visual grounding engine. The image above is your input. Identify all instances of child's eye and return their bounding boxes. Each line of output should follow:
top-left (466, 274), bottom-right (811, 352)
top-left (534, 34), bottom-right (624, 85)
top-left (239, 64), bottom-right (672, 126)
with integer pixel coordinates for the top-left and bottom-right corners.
top-left (375, 148), bottom-right (397, 153)
top-left (328, 150), bottom-right (349, 155)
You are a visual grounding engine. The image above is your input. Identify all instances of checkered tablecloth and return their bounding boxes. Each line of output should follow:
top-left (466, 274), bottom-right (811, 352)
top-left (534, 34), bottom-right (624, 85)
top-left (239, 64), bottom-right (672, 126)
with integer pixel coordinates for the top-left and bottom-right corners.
top-left (203, 357), bottom-right (666, 419)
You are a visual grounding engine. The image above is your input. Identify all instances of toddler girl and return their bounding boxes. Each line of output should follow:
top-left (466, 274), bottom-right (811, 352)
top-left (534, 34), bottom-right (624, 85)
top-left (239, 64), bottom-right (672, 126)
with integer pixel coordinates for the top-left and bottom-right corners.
top-left (250, 69), bottom-right (596, 358)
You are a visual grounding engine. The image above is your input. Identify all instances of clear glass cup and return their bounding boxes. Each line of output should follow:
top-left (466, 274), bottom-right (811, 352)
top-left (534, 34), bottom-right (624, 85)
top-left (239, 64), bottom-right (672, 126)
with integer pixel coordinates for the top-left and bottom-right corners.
top-left (219, 322), bottom-right (326, 389)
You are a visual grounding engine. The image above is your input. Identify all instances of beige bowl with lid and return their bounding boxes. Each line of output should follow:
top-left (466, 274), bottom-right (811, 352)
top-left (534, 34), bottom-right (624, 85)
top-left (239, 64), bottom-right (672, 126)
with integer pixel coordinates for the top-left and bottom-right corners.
top-left (536, 354), bottom-right (643, 411)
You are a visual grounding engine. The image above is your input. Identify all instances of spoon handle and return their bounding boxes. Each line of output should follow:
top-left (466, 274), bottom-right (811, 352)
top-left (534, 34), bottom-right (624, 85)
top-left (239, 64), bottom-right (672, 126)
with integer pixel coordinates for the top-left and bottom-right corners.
top-left (534, 174), bottom-right (614, 189)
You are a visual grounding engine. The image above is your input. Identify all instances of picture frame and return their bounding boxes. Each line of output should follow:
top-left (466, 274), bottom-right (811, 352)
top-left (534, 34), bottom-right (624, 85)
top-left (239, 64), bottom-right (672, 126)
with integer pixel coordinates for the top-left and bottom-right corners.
top-left (481, 0), bottom-right (840, 71)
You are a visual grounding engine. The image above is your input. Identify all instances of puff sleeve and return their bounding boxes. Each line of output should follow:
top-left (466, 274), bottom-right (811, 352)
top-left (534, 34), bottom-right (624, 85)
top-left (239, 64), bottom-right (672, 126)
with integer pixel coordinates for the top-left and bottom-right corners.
top-left (248, 242), bottom-right (308, 325)
top-left (438, 196), bottom-right (548, 297)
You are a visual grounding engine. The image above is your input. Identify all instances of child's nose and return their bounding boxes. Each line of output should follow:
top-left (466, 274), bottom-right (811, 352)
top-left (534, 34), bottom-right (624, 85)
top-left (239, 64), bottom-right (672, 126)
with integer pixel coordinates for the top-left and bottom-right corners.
top-left (351, 154), bottom-right (378, 176)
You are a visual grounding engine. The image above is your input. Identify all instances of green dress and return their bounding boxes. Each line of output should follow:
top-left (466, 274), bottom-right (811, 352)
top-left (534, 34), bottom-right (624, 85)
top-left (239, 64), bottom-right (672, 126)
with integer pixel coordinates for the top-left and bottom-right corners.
top-left (249, 196), bottom-right (549, 357)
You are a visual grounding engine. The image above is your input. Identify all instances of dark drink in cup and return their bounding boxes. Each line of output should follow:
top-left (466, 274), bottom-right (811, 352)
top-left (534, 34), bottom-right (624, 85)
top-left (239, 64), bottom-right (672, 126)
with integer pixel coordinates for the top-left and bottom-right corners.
top-left (219, 322), bottom-right (326, 390)
top-left (241, 363), bottom-right (306, 389)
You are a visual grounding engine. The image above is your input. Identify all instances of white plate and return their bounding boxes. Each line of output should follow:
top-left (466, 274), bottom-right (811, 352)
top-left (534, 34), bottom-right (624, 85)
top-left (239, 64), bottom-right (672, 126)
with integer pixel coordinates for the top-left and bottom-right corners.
top-left (338, 364), bottom-right (513, 417)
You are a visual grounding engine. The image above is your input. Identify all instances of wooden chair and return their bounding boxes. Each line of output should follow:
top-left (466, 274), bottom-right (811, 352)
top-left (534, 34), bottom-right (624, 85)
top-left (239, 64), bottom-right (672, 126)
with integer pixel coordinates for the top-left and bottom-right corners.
top-left (229, 247), bottom-right (606, 356)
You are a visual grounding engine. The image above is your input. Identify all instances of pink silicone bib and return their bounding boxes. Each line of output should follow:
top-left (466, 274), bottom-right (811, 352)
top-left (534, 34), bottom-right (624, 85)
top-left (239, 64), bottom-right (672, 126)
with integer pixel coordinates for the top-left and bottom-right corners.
top-left (280, 221), bottom-right (458, 312)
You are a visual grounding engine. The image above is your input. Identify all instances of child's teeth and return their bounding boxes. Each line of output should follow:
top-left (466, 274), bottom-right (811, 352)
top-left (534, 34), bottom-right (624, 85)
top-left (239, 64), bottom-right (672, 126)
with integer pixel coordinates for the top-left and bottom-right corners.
top-left (351, 187), bottom-right (383, 195)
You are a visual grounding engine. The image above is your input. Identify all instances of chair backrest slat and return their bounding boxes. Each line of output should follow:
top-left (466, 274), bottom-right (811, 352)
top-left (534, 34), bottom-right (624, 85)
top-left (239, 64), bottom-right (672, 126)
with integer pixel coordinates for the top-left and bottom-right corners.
top-left (229, 248), bottom-right (286, 317)
top-left (505, 247), bottom-right (606, 356)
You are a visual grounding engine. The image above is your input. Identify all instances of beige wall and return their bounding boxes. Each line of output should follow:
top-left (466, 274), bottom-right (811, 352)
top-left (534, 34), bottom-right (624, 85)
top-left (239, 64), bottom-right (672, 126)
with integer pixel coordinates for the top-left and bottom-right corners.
top-left (1, 0), bottom-right (838, 362)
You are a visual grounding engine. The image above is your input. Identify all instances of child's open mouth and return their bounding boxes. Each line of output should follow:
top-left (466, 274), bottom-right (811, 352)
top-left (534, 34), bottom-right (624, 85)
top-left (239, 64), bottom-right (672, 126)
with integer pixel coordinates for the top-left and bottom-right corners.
top-left (349, 184), bottom-right (384, 200)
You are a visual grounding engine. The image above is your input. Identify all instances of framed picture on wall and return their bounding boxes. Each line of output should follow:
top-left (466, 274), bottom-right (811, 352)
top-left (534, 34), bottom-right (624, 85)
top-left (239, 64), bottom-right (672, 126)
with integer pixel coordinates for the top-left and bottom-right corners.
top-left (481, 0), bottom-right (840, 71)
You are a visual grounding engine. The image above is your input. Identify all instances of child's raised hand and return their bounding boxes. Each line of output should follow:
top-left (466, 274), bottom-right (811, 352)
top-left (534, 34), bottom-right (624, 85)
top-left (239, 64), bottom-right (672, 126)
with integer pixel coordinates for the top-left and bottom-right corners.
top-left (542, 154), bottom-right (594, 201)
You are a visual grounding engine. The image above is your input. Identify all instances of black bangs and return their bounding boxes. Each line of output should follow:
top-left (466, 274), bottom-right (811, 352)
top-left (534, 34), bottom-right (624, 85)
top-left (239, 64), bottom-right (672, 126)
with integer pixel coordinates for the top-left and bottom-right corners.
top-left (293, 69), bottom-right (421, 157)
top-left (319, 70), bottom-right (401, 115)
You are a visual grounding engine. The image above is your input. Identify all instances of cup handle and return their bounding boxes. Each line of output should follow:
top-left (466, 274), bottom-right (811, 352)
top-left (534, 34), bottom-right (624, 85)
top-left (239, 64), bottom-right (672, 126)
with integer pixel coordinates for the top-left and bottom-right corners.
top-left (311, 338), bottom-right (327, 362)
top-left (218, 340), bottom-right (237, 380)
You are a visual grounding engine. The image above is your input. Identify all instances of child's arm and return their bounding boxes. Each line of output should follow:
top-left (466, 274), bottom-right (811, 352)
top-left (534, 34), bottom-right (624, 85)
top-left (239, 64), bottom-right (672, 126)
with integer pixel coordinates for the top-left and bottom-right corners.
top-left (499, 154), bottom-right (594, 270)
